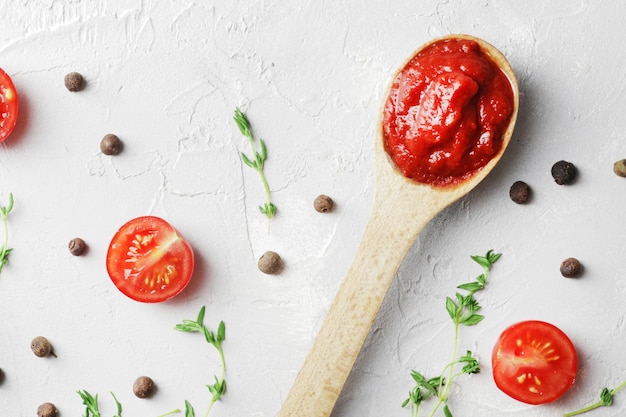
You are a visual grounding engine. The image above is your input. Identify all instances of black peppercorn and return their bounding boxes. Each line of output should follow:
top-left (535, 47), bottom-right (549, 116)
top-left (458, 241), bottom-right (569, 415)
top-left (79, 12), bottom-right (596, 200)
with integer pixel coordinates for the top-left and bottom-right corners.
top-left (551, 160), bottom-right (577, 185)
top-left (613, 159), bottom-right (626, 177)
top-left (509, 181), bottom-right (531, 204)
top-left (314, 195), bottom-right (334, 213)
top-left (68, 237), bottom-right (87, 256)
top-left (64, 72), bottom-right (85, 92)
top-left (37, 402), bottom-right (58, 417)
top-left (258, 251), bottom-right (283, 275)
top-left (133, 376), bottom-right (156, 398)
top-left (100, 134), bottom-right (123, 155)
top-left (560, 258), bottom-right (582, 278)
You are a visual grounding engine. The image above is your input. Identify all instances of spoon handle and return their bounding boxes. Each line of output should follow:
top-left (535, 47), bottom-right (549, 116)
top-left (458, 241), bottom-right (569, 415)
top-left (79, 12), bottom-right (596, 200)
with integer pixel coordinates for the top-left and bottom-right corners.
top-left (277, 189), bottom-right (438, 417)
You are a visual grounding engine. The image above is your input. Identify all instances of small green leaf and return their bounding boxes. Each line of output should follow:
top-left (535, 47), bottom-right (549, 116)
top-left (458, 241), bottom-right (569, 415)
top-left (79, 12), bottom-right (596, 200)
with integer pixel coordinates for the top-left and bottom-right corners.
top-left (445, 296), bottom-right (458, 319)
top-left (460, 313), bottom-right (484, 326)
top-left (233, 108), bottom-right (251, 138)
top-left (443, 403), bottom-right (453, 417)
top-left (259, 139), bottom-right (267, 162)
top-left (196, 306), bottom-right (206, 325)
top-left (457, 282), bottom-right (483, 292)
top-left (241, 152), bottom-right (255, 168)
top-left (184, 400), bottom-right (195, 417)
top-left (111, 391), bottom-right (122, 417)
top-left (600, 387), bottom-right (613, 406)
top-left (217, 321), bottom-right (226, 342)
top-left (471, 254), bottom-right (491, 269)
top-left (476, 273), bottom-right (486, 285)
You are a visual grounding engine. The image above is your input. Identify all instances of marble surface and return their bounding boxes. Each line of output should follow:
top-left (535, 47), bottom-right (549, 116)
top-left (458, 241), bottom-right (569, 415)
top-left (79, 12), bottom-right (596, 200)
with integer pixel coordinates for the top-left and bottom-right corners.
top-left (1, 1), bottom-right (625, 416)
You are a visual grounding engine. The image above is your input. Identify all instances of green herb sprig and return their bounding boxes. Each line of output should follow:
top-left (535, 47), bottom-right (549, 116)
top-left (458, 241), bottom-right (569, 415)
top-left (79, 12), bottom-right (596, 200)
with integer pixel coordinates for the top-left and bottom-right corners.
top-left (564, 380), bottom-right (626, 416)
top-left (157, 400), bottom-right (195, 417)
top-left (402, 250), bottom-right (501, 417)
top-left (77, 390), bottom-right (122, 417)
top-left (0, 192), bottom-right (14, 273)
top-left (233, 108), bottom-right (276, 220)
top-left (174, 306), bottom-right (226, 417)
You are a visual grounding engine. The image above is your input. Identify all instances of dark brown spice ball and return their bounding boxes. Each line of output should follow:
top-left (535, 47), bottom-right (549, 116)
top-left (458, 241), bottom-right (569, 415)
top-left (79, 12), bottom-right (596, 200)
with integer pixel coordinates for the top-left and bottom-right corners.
top-left (509, 181), bottom-right (531, 204)
top-left (37, 402), bottom-right (58, 417)
top-left (314, 194), bottom-right (334, 213)
top-left (31, 336), bottom-right (54, 358)
top-left (64, 72), bottom-right (85, 92)
top-left (100, 134), bottom-right (123, 155)
top-left (560, 257), bottom-right (582, 278)
top-left (551, 160), bottom-right (577, 185)
top-left (258, 251), bottom-right (283, 275)
top-left (133, 376), bottom-right (156, 398)
top-left (613, 159), bottom-right (626, 177)
top-left (68, 237), bottom-right (87, 256)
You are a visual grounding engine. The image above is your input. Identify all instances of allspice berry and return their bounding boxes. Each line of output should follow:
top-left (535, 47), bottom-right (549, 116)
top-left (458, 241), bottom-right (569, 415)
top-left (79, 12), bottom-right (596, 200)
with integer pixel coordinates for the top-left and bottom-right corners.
top-left (133, 376), bottom-right (156, 398)
top-left (509, 181), bottom-right (531, 204)
top-left (613, 159), bottom-right (626, 177)
top-left (560, 257), bottom-right (582, 278)
top-left (314, 195), bottom-right (334, 213)
top-left (100, 134), bottom-right (123, 155)
top-left (258, 251), bottom-right (283, 275)
top-left (551, 160), bottom-right (577, 185)
top-left (31, 336), bottom-right (55, 358)
top-left (37, 402), bottom-right (58, 417)
top-left (64, 71), bottom-right (85, 92)
top-left (68, 237), bottom-right (87, 256)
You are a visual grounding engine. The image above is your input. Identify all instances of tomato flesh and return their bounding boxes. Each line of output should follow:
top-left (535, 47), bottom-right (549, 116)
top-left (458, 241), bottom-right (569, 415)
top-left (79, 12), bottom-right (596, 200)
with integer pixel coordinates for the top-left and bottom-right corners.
top-left (106, 216), bottom-right (194, 303)
top-left (0, 68), bottom-right (18, 142)
top-left (492, 320), bottom-right (577, 405)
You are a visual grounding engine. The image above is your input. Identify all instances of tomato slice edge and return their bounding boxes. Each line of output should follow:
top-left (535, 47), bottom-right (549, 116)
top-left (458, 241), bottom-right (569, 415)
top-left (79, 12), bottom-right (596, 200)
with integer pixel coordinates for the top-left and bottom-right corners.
top-left (0, 67), bottom-right (19, 142)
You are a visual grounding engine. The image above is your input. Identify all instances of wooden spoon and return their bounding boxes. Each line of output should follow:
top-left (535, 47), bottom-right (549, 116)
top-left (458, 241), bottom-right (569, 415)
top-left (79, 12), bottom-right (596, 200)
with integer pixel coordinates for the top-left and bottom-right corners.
top-left (277, 34), bottom-right (519, 417)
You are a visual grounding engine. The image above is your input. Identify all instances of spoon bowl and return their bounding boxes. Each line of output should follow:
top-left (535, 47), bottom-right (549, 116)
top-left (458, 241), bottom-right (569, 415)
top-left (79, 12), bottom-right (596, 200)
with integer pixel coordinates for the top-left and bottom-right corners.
top-left (278, 34), bottom-right (519, 417)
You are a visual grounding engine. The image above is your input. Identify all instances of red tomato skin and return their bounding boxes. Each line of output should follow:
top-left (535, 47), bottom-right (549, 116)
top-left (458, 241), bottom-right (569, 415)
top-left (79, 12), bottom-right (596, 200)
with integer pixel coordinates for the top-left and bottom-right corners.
top-left (0, 68), bottom-right (19, 142)
top-left (106, 216), bottom-right (194, 303)
top-left (492, 320), bottom-right (578, 405)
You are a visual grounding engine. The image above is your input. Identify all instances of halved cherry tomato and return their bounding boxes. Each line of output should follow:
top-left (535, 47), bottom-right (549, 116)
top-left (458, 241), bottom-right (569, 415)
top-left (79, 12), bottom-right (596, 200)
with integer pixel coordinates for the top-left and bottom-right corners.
top-left (492, 320), bottom-right (577, 405)
top-left (106, 216), bottom-right (194, 303)
top-left (0, 68), bottom-right (18, 142)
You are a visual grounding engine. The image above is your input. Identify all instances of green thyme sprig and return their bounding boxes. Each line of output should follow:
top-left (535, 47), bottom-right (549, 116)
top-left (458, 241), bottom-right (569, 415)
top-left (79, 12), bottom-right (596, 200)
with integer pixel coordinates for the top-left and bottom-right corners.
top-left (0, 192), bottom-right (14, 274)
top-left (77, 390), bottom-right (122, 417)
top-left (233, 108), bottom-right (276, 220)
top-left (174, 306), bottom-right (226, 417)
top-left (564, 380), bottom-right (626, 416)
top-left (402, 250), bottom-right (501, 417)
top-left (157, 400), bottom-right (195, 417)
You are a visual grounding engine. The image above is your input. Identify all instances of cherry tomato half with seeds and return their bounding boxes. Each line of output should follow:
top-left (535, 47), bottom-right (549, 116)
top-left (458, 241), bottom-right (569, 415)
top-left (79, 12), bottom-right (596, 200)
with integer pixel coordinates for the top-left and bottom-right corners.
top-left (106, 216), bottom-right (194, 303)
top-left (0, 68), bottom-right (19, 142)
top-left (492, 320), bottom-right (577, 405)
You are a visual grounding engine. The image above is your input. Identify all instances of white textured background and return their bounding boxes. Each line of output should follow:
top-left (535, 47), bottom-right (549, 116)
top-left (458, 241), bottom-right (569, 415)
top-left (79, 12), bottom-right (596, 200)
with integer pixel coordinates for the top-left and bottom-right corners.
top-left (1, 1), bottom-right (625, 416)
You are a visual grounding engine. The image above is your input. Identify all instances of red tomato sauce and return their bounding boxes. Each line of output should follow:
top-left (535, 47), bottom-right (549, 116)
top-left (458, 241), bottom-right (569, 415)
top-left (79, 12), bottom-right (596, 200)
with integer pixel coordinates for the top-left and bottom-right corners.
top-left (382, 38), bottom-right (515, 187)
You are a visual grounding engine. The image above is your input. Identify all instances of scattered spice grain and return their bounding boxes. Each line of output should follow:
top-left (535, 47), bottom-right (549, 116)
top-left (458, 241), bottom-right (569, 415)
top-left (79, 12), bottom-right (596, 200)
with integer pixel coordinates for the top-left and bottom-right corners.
top-left (64, 72), bottom-right (85, 92)
top-left (613, 159), bottom-right (626, 177)
top-left (100, 134), bottom-right (123, 155)
top-left (133, 376), bottom-right (156, 398)
top-left (551, 160), bottom-right (577, 185)
top-left (68, 237), bottom-right (87, 256)
top-left (314, 194), bottom-right (334, 212)
top-left (258, 251), bottom-right (283, 275)
top-left (509, 181), bottom-right (531, 204)
top-left (560, 257), bottom-right (582, 278)
top-left (37, 402), bottom-right (58, 417)
top-left (31, 336), bottom-right (55, 358)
